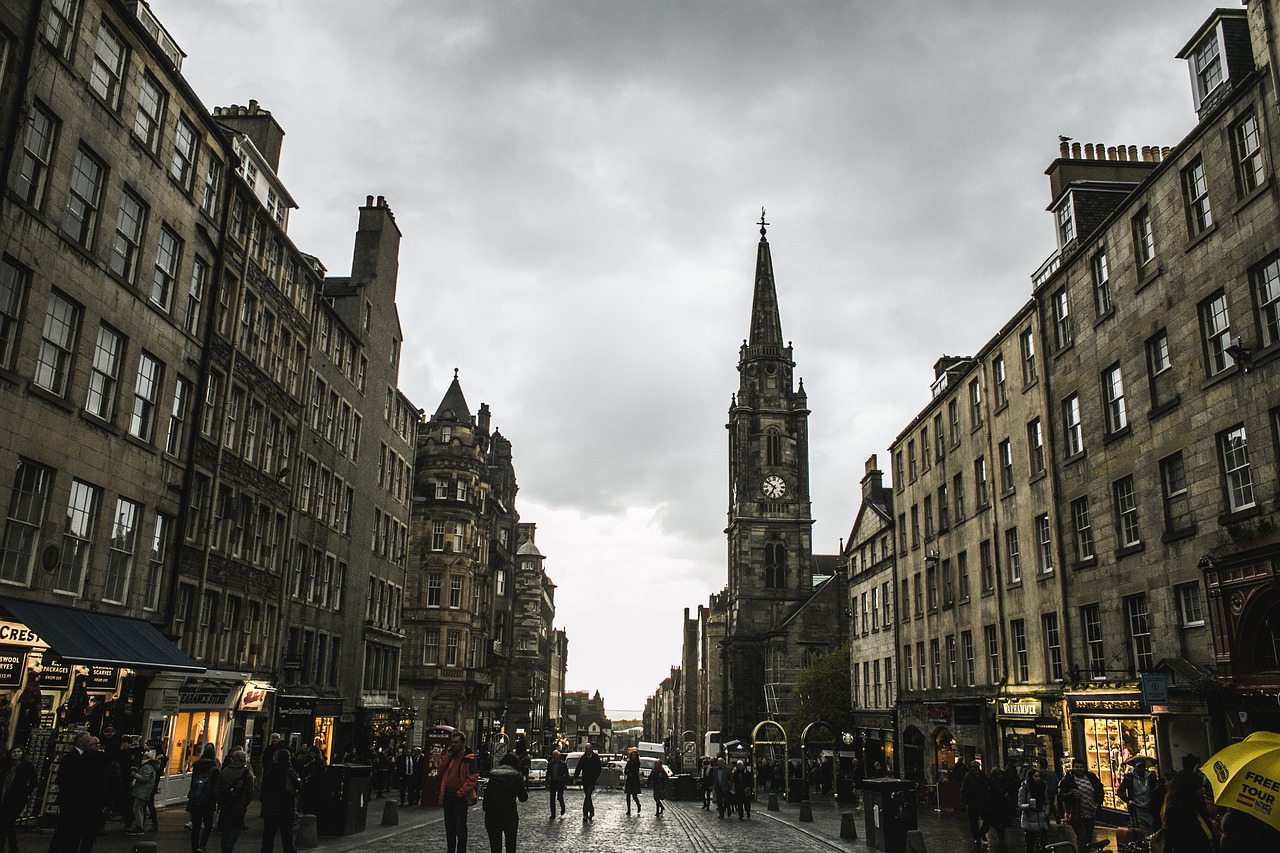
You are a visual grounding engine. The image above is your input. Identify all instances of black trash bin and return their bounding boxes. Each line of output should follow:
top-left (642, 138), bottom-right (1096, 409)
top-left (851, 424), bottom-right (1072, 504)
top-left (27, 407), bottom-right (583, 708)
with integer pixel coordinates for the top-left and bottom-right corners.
top-left (317, 763), bottom-right (372, 836)
top-left (861, 778), bottom-right (918, 852)
top-left (672, 774), bottom-right (698, 801)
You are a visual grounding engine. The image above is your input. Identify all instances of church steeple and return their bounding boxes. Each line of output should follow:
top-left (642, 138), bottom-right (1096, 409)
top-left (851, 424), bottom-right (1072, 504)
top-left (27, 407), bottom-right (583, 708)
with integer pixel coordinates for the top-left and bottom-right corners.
top-left (748, 209), bottom-right (783, 348)
top-left (433, 368), bottom-right (471, 422)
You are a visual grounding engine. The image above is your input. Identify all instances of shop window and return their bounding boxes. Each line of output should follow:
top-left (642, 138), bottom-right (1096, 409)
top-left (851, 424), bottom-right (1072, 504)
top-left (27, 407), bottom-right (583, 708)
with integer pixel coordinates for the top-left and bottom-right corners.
top-left (1080, 717), bottom-right (1156, 811)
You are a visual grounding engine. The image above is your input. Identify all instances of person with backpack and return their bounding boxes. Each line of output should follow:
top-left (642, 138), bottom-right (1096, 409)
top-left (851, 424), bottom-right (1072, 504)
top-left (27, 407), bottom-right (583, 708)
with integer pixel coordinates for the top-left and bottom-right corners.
top-left (437, 731), bottom-right (479, 853)
top-left (186, 743), bottom-right (220, 853)
top-left (259, 748), bottom-right (302, 853)
top-left (215, 749), bottom-right (255, 853)
top-left (126, 749), bottom-right (160, 834)
top-left (481, 752), bottom-right (527, 853)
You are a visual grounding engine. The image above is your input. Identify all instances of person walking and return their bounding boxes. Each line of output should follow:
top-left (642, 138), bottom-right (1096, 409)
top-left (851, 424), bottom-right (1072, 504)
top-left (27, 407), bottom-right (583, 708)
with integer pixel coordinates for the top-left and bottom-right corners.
top-left (372, 748), bottom-right (392, 799)
top-left (1057, 758), bottom-right (1104, 847)
top-left (570, 742), bottom-right (602, 822)
top-left (437, 731), bottom-right (479, 853)
top-left (262, 734), bottom-right (288, 769)
top-left (126, 749), bottom-right (159, 834)
top-left (1037, 759), bottom-right (1059, 822)
top-left (710, 757), bottom-right (731, 818)
top-left (982, 765), bottom-right (1012, 849)
top-left (649, 760), bottom-right (669, 816)
top-left (0, 745), bottom-right (37, 853)
top-left (482, 753), bottom-right (527, 853)
top-left (1118, 758), bottom-right (1161, 834)
top-left (960, 760), bottom-right (989, 848)
top-left (699, 757), bottom-right (713, 809)
top-left (49, 732), bottom-right (108, 853)
top-left (1156, 770), bottom-right (1217, 853)
top-left (1018, 765), bottom-right (1051, 853)
top-left (545, 750), bottom-right (569, 818)
top-left (215, 749), bottom-right (255, 853)
top-left (259, 748), bottom-right (302, 853)
top-left (729, 760), bottom-right (752, 820)
top-left (186, 743), bottom-right (220, 853)
top-left (395, 747), bottom-right (415, 805)
top-left (623, 751), bottom-right (642, 816)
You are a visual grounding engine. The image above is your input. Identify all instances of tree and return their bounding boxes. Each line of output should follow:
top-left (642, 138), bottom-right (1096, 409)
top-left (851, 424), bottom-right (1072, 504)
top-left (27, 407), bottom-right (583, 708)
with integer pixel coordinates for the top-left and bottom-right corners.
top-left (787, 645), bottom-right (855, 744)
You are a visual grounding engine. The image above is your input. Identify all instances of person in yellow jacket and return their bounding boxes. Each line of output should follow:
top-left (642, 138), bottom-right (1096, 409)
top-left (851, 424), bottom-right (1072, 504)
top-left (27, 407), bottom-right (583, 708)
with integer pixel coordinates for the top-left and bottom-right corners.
top-left (437, 731), bottom-right (479, 853)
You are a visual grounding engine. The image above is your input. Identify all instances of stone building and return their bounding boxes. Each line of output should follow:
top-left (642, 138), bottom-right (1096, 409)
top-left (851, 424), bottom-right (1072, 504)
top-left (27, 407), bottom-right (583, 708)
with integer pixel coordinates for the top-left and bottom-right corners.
top-left (722, 220), bottom-right (845, 743)
top-left (548, 628), bottom-right (568, 746)
top-left (507, 523), bottom-right (558, 753)
top-left (562, 689), bottom-right (610, 750)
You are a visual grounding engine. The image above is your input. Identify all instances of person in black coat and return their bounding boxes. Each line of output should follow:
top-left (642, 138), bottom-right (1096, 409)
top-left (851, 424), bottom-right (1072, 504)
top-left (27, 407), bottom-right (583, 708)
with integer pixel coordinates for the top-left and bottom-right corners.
top-left (185, 743), bottom-right (220, 853)
top-left (0, 745), bottom-right (37, 853)
top-left (482, 753), bottom-right (527, 853)
top-left (49, 732), bottom-right (109, 853)
top-left (546, 750), bottom-right (569, 818)
top-left (570, 743), bottom-right (603, 822)
top-left (395, 747), bottom-right (420, 806)
top-left (259, 748), bottom-right (302, 853)
top-left (622, 751), bottom-right (642, 815)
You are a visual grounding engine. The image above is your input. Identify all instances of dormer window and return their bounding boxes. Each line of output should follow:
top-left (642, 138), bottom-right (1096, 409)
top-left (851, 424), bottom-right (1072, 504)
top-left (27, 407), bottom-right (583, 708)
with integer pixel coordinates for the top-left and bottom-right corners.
top-left (1054, 196), bottom-right (1075, 248)
top-left (1191, 34), bottom-right (1223, 105)
top-left (1178, 10), bottom-right (1252, 117)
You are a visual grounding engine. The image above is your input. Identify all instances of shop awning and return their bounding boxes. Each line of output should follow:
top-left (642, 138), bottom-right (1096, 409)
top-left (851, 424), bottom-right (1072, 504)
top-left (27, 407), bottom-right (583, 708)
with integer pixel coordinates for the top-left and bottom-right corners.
top-left (0, 597), bottom-right (204, 673)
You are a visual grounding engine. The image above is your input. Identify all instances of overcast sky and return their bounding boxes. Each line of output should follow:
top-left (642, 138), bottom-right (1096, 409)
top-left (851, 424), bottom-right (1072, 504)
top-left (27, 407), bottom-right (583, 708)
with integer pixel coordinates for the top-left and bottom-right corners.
top-left (160, 0), bottom-right (1217, 714)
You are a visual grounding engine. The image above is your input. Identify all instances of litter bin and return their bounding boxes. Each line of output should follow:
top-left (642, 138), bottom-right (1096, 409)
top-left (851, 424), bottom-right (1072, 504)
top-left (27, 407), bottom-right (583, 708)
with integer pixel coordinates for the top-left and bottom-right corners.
top-left (317, 763), bottom-right (372, 836)
top-left (861, 778), bottom-right (918, 852)
top-left (672, 774), bottom-right (698, 801)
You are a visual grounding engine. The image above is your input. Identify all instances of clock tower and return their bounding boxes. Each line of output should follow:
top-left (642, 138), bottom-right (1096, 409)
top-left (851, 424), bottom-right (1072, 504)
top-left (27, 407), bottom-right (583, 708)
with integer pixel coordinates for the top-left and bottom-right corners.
top-left (723, 214), bottom-right (816, 739)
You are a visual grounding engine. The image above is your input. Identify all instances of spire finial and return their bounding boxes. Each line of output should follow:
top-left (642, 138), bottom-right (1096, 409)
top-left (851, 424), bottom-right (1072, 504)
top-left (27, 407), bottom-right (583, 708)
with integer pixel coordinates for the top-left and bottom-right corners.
top-left (453, 367), bottom-right (459, 380)
top-left (758, 207), bottom-right (769, 237)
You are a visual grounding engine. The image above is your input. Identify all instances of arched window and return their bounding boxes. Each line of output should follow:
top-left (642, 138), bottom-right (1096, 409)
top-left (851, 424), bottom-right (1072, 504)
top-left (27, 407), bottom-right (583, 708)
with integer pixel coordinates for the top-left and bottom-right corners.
top-left (764, 540), bottom-right (787, 588)
top-left (766, 430), bottom-right (782, 466)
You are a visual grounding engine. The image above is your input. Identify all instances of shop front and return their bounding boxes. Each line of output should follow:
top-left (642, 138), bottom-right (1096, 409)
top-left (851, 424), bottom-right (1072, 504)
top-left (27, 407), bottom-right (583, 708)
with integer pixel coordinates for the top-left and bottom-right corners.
top-left (851, 710), bottom-right (896, 777)
top-left (1065, 690), bottom-right (1155, 815)
top-left (276, 695), bottom-right (343, 762)
top-left (996, 696), bottom-right (1064, 773)
top-left (155, 669), bottom-right (249, 803)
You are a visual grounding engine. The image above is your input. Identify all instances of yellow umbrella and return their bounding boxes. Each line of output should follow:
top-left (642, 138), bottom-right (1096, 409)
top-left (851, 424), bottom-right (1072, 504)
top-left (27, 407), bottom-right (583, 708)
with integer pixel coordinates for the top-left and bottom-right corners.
top-left (1202, 731), bottom-right (1280, 831)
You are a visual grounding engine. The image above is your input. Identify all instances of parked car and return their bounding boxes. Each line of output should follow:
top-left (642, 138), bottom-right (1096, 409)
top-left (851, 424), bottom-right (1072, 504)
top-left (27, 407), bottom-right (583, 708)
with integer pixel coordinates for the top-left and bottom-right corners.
top-left (527, 758), bottom-right (548, 787)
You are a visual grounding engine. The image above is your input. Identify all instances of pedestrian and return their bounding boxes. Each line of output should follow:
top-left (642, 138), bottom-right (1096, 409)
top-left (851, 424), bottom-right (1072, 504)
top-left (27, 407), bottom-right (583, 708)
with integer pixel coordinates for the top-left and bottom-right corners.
top-left (408, 747), bottom-right (425, 805)
top-left (49, 732), bottom-right (108, 853)
top-left (1219, 806), bottom-right (1280, 852)
top-left (186, 743), bottom-right (220, 853)
top-left (699, 757), bottom-right (714, 809)
top-left (1018, 765), bottom-right (1051, 853)
top-left (395, 746), bottom-right (415, 805)
top-left (650, 759), bottom-right (669, 816)
top-left (546, 750), bottom-right (569, 818)
top-left (983, 766), bottom-right (1012, 849)
top-left (1118, 758), bottom-right (1160, 834)
top-left (146, 752), bottom-right (166, 830)
top-left (482, 752), bottom-right (527, 853)
top-left (215, 749), bottom-right (255, 853)
top-left (960, 760), bottom-right (988, 848)
top-left (757, 756), bottom-right (775, 796)
top-left (373, 748), bottom-right (393, 799)
top-left (817, 755), bottom-right (833, 796)
top-left (1037, 758), bottom-right (1058, 822)
top-left (437, 731), bottom-right (479, 853)
top-left (259, 748), bottom-right (302, 853)
top-left (0, 745), bottom-right (37, 853)
top-left (126, 749), bottom-right (159, 834)
top-left (623, 750), bottom-right (642, 815)
top-left (710, 757), bottom-right (731, 818)
top-left (1057, 758), bottom-right (1103, 848)
top-left (730, 759), bottom-right (752, 820)
top-left (570, 741), bottom-right (602, 822)
top-left (342, 745), bottom-right (360, 764)
top-left (1154, 770), bottom-right (1216, 853)
top-left (261, 734), bottom-right (288, 770)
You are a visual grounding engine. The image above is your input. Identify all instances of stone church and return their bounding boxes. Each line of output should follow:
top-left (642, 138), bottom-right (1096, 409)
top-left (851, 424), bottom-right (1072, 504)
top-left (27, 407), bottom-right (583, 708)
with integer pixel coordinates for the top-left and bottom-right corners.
top-left (721, 219), bottom-right (846, 742)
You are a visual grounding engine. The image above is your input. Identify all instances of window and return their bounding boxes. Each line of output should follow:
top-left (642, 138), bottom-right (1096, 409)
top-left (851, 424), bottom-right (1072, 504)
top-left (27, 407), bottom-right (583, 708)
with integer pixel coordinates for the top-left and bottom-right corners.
top-left (1219, 425), bottom-right (1255, 512)
top-left (1191, 32), bottom-right (1224, 104)
top-left (1005, 527), bottom-right (1021, 584)
top-left (1254, 254), bottom-right (1280, 348)
top-left (452, 522), bottom-right (464, 553)
top-left (1091, 249), bottom-right (1112, 315)
top-left (992, 355), bottom-right (1007, 408)
top-left (998, 440), bottom-right (1013, 492)
top-left (84, 325), bottom-right (123, 420)
top-left (1102, 364), bottom-right (1128, 434)
top-left (133, 73), bottom-right (166, 151)
top-left (1, 460), bottom-right (52, 586)
top-left (948, 398), bottom-right (961, 445)
top-left (183, 256), bottom-right (208, 335)
top-left (426, 573), bottom-right (442, 606)
top-left (151, 226), bottom-right (181, 311)
top-left (922, 426), bottom-right (930, 470)
top-left (1201, 291), bottom-right (1236, 375)
top-left (1063, 395), bottom-right (1083, 457)
top-left (62, 147), bottom-right (104, 248)
top-left (980, 540), bottom-right (994, 592)
top-left (917, 641), bottom-right (926, 691)
top-left (937, 485), bottom-right (949, 530)
top-left (54, 480), bottom-right (99, 595)
top-left (423, 631), bottom-right (439, 665)
top-left (1036, 514), bottom-right (1052, 574)
top-left (1160, 451), bottom-right (1191, 531)
top-left (984, 624), bottom-right (999, 685)
top-left (89, 20), bottom-right (127, 108)
top-left (1043, 613), bottom-right (1063, 682)
top-left (974, 457), bottom-right (988, 507)
top-left (171, 115), bottom-right (198, 190)
top-left (913, 572), bottom-right (922, 616)
top-left (143, 514), bottom-right (169, 611)
top-left (970, 380), bottom-right (982, 428)
top-left (34, 292), bottom-right (79, 396)
top-left (1055, 198), bottom-right (1075, 246)
top-left (908, 441), bottom-right (917, 481)
top-left (953, 472), bottom-right (965, 520)
top-left (1011, 619), bottom-right (1029, 684)
top-left (103, 498), bottom-right (140, 604)
top-left (44, 0), bottom-right (79, 58)
top-left (1125, 594), bottom-right (1154, 673)
top-left (946, 635), bottom-right (957, 687)
top-left (445, 630), bottom-right (460, 666)
top-left (16, 102), bottom-right (58, 207)
top-left (1183, 157), bottom-right (1213, 235)
top-left (902, 645), bottom-right (913, 691)
top-left (930, 639), bottom-right (942, 689)
top-left (224, 385), bottom-right (243, 450)
top-left (1113, 475), bottom-right (1140, 548)
top-left (1176, 582), bottom-right (1205, 628)
top-left (1132, 207), bottom-right (1155, 267)
top-left (0, 259), bottom-right (27, 370)
top-left (201, 156), bottom-right (222, 217)
top-left (924, 495), bottom-right (934, 538)
top-left (1027, 418), bottom-right (1044, 475)
top-left (941, 559), bottom-right (952, 607)
top-left (1020, 328), bottom-right (1036, 385)
top-left (1052, 288), bottom-right (1072, 350)
top-left (1146, 329), bottom-right (1174, 407)
top-left (1083, 603), bottom-right (1105, 678)
top-left (934, 414), bottom-right (945, 461)
top-left (110, 188), bottom-right (146, 282)
top-left (910, 505), bottom-right (919, 547)
top-left (1071, 497), bottom-right (1094, 563)
top-left (1233, 111), bottom-right (1266, 194)
top-left (431, 520), bottom-right (445, 551)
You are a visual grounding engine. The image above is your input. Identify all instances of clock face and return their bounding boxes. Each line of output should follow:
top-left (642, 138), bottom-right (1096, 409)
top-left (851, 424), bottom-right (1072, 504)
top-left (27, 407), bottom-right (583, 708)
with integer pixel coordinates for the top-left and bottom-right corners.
top-left (762, 475), bottom-right (786, 498)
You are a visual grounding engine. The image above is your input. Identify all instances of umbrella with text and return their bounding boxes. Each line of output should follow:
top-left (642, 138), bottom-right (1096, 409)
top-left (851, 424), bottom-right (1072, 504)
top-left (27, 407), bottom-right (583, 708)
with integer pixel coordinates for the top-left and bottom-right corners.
top-left (1202, 730), bottom-right (1280, 831)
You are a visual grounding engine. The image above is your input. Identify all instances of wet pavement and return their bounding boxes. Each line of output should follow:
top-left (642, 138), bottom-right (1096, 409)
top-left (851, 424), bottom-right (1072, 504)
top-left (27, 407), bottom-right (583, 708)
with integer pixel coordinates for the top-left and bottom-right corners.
top-left (55, 787), bottom-right (1127, 852)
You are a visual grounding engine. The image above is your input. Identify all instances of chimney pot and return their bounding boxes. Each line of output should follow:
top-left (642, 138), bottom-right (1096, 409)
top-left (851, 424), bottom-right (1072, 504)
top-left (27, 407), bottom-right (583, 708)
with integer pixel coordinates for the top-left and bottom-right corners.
top-left (366, 195), bottom-right (374, 207)
top-left (1059, 140), bottom-right (1070, 158)
top-left (1118, 146), bottom-right (1128, 161)
top-left (1128, 145), bottom-right (1139, 160)
top-left (1071, 142), bottom-right (1082, 158)
top-left (1084, 143), bottom-right (1095, 159)
top-left (1162, 146), bottom-right (1172, 159)
top-left (377, 195), bottom-right (386, 207)
top-left (1106, 146), bottom-right (1117, 160)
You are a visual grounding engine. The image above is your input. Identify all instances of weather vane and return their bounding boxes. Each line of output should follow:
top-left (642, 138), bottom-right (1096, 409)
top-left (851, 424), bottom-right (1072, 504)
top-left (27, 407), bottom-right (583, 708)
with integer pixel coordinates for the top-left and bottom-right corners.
top-left (758, 207), bottom-right (769, 236)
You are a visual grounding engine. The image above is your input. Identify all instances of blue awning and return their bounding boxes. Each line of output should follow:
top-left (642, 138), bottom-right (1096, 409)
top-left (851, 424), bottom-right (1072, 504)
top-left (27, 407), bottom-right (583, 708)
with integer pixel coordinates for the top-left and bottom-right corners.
top-left (0, 597), bottom-right (204, 673)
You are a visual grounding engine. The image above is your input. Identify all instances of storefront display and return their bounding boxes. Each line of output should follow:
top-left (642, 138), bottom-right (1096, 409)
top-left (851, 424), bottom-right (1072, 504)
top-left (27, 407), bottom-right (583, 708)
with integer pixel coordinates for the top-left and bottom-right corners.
top-left (997, 697), bottom-right (1063, 773)
top-left (1067, 691), bottom-right (1156, 814)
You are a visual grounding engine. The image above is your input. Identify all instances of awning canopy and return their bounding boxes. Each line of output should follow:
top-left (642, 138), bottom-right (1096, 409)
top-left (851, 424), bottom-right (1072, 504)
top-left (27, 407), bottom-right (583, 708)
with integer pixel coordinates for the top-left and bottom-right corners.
top-left (0, 597), bottom-right (204, 673)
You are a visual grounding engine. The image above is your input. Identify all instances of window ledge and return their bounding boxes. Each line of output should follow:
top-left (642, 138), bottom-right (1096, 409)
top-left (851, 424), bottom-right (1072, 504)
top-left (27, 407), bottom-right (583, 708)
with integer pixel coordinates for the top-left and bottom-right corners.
top-left (1135, 262), bottom-right (1164, 295)
top-left (26, 382), bottom-right (74, 413)
top-left (1029, 470), bottom-right (1047, 485)
top-left (1184, 222), bottom-right (1218, 253)
top-left (1093, 307), bottom-right (1116, 328)
top-left (1021, 379), bottom-right (1039, 393)
top-left (1006, 580), bottom-right (1023, 590)
top-left (79, 411), bottom-right (121, 435)
top-left (1232, 176), bottom-right (1272, 216)
top-left (1218, 506), bottom-right (1262, 527)
top-left (1102, 425), bottom-right (1132, 446)
top-left (1064, 449), bottom-right (1087, 466)
top-left (1161, 525), bottom-right (1198, 544)
top-left (993, 400), bottom-right (1009, 416)
top-left (1200, 367), bottom-right (1240, 391)
top-left (1148, 396), bottom-right (1181, 421)
top-left (1072, 557), bottom-right (1098, 571)
top-left (1000, 487), bottom-right (1017, 500)
top-left (1115, 542), bottom-right (1145, 560)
